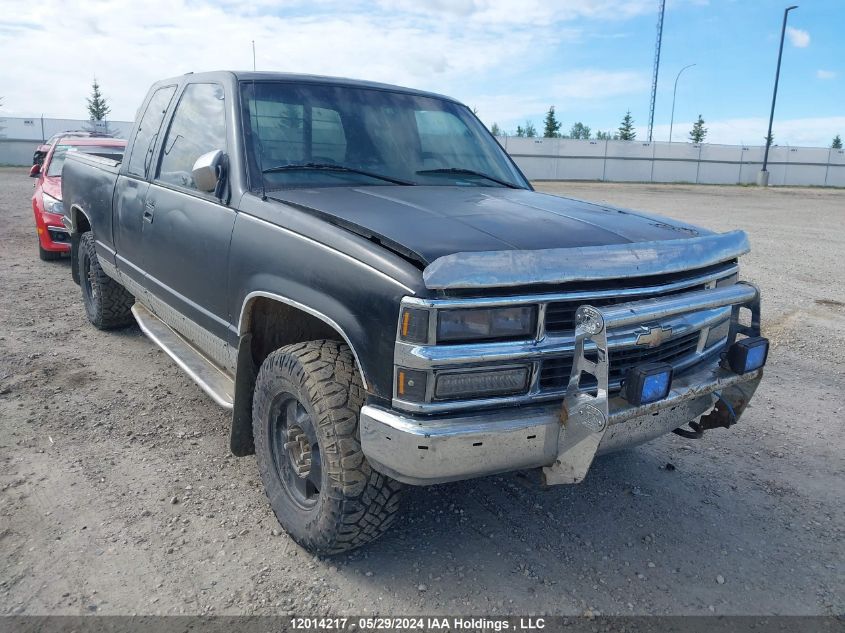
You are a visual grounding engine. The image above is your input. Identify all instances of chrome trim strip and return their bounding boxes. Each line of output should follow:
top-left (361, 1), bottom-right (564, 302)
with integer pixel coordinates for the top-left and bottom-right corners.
top-left (237, 290), bottom-right (370, 390)
top-left (423, 230), bottom-right (749, 290)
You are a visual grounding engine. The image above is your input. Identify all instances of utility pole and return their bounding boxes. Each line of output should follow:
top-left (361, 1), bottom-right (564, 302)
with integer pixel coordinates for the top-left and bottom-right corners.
top-left (669, 64), bottom-right (695, 143)
top-left (759, 5), bottom-right (798, 186)
top-left (647, 0), bottom-right (666, 142)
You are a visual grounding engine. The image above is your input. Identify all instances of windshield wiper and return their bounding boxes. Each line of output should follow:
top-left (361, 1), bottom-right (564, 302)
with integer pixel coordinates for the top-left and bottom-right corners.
top-left (262, 162), bottom-right (414, 186)
top-left (415, 167), bottom-right (521, 189)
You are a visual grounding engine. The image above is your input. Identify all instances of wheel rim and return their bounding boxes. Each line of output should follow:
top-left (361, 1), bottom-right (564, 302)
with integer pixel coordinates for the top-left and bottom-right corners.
top-left (81, 251), bottom-right (98, 303)
top-left (268, 393), bottom-right (322, 509)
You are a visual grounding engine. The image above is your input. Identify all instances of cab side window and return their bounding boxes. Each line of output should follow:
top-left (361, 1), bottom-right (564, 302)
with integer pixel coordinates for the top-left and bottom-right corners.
top-left (157, 83), bottom-right (226, 191)
top-left (126, 85), bottom-right (176, 177)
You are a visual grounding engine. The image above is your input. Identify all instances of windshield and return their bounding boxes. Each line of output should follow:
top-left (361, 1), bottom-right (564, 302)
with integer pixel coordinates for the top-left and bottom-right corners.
top-left (241, 82), bottom-right (528, 190)
top-left (47, 144), bottom-right (124, 176)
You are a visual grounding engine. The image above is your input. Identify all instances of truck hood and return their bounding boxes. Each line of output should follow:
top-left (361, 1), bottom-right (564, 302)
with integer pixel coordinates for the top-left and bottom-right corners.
top-left (267, 186), bottom-right (708, 266)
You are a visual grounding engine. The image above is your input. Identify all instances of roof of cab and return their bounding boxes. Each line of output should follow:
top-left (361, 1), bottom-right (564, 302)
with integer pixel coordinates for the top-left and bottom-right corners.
top-left (153, 70), bottom-right (461, 105)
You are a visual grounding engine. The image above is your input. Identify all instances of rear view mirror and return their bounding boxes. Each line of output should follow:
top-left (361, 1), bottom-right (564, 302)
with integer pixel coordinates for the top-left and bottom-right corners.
top-left (29, 164), bottom-right (41, 178)
top-left (192, 150), bottom-right (225, 193)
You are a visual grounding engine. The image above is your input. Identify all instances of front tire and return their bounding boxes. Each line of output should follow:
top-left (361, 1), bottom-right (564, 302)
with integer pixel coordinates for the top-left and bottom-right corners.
top-left (252, 340), bottom-right (403, 554)
top-left (78, 232), bottom-right (134, 330)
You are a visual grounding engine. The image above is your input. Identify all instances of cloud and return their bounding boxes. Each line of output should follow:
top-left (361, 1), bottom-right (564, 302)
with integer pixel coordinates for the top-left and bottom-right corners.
top-left (0, 0), bottom-right (627, 119)
top-left (816, 69), bottom-right (837, 80)
top-left (649, 116), bottom-right (845, 147)
top-left (785, 26), bottom-right (810, 48)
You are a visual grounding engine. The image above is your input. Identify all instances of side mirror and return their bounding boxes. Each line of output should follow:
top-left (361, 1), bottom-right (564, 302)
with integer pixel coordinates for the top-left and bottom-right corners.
top-left (29, 164), bottom-right (41, 178)
top-left (192, 150), bottom-right (225, 193)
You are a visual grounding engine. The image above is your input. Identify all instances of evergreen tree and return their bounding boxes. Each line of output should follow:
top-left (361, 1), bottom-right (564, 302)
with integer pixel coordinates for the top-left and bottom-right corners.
top-left (832, 134), bottom-right (843, 149)
top-left (618, 111), bottom-right (636, 141)
top-left (490, 122), bottom-right (501, 136)
top-left (596, 130), bottom-right (612, 140)
top-left (689, 114), bottom-right (707, 143)
top-left (87, 78), bottom-right (111, 121)
top-left (568, 122), bottom-right (591, 139)
top-left (515, 125), bottom-right (525, 138)
top-left (764, 132), bottom-right (775, 147)
top-left (524, 121), bottom-right (537, 138)
top-left (543, 106), bottom-right (562, 138)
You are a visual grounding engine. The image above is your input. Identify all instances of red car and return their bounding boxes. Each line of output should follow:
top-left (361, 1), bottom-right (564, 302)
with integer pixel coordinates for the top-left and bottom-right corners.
top-left (30, 136), bottom-right (126, 260)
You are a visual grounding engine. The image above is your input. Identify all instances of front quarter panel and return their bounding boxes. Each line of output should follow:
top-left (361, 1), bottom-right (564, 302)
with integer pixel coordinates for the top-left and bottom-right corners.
top-left (229, 193), bottom-right (426, 400)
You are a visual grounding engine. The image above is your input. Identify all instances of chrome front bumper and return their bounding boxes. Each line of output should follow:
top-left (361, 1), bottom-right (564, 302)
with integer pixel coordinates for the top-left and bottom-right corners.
top-left (361, 282), bottom-right (764, 486)
top-left (360, 361), bottom-right (761, 485)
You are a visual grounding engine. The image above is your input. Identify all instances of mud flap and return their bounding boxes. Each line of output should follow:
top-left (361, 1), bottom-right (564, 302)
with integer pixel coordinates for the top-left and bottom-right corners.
top-left (230, 333), bottom-right (257, 456)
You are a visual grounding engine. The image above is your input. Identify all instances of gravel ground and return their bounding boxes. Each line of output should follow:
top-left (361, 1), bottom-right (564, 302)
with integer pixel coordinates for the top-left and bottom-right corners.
top-left (1, 169), bottom-right (843, 616)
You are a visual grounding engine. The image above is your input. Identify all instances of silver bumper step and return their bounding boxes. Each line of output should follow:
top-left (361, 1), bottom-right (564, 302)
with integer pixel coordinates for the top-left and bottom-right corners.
top-left (131, 303), bottom-right (234, 409)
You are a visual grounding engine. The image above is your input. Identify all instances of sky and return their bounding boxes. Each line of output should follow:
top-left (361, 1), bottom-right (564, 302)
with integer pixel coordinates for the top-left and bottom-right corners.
top-left (0, 0), bottom-right (842, 147)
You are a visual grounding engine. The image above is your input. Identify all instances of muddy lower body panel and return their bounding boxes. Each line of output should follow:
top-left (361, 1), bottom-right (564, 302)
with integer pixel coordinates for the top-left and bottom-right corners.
top-left (360, 361), bottom-right (762, 486)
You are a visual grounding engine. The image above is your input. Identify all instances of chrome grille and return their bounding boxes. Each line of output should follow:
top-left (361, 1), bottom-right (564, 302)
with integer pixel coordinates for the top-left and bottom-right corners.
top-left (539, 331), bottom-right (701, 391)
top-left (545, 285), bottom-right (707, 334)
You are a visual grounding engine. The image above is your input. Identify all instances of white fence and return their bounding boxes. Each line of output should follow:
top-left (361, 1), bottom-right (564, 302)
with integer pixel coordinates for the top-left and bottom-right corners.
top-left (0, 116), bottom-right (133, 166)
top-left (2, 116), bottom-right (843, 186)
top-left (498, 137), bottom-right (845, 187)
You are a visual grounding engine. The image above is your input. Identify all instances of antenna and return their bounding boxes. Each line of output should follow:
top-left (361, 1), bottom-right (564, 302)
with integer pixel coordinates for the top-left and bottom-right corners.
top-left (252, 40), bottom-right (256, 71)
top-left (647, 0), bottom-right (665, 142)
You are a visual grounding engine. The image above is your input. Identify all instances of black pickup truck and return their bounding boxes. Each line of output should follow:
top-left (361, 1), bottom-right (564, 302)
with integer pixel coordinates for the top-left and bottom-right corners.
top-left (61, 71), bottom-right (768, 553)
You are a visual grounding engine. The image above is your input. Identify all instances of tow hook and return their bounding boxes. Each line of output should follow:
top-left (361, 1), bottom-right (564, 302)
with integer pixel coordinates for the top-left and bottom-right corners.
top-left (673, 390), bottom-right (744, 439)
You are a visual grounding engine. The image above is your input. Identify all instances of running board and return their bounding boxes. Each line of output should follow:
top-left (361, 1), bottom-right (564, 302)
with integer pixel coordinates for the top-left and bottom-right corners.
top-left (131, 303), bottom-right (235, 409)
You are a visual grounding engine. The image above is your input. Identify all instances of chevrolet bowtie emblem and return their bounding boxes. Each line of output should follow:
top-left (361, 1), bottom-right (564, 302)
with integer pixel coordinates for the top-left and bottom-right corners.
top-left (636, 325), bottom-right (673, 348)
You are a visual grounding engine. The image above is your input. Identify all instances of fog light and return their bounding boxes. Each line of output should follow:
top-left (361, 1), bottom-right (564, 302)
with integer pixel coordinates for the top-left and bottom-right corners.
top-left (727, 336), bottom-right (769, 374)
top-left (624, 362), bottom-right (673, 405)
top-left (435, 367), bottom-right (529, 400)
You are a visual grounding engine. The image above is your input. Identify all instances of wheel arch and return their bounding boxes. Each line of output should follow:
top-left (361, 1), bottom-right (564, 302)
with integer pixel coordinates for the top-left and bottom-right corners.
top-left (230, 291), bottom-right (373, 457)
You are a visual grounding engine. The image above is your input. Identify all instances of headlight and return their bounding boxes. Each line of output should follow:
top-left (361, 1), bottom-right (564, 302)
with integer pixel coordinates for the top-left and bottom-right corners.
top-left (437, 306), bottom-right (537, 343)
top-left (42, 193), bottom-right (64, 215)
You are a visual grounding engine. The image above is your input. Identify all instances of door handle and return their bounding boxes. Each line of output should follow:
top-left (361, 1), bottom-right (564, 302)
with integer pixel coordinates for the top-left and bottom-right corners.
top-left (143, 201), bottom-right (155, 223)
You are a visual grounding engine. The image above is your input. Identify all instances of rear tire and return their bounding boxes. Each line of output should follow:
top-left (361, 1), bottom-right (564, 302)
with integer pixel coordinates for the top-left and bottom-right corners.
top-left (38, 242), bottom-right (62, 261)
top-left (78, 232), bottom-right (134, 330)
top-left (252, 340), bottom-right (403, 554)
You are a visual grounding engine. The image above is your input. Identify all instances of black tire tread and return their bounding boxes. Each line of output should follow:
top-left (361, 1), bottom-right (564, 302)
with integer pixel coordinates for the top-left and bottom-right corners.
top-left (253, 340), bottom-right (403, 554)
top-left (79, 232), bottom-right (135, 330)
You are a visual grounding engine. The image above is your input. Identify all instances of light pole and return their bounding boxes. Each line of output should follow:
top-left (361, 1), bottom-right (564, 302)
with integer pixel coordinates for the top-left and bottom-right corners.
top-left (759, 5), bottom-right (798, 186)
top-left (669, 63), bottom-right (696, 143)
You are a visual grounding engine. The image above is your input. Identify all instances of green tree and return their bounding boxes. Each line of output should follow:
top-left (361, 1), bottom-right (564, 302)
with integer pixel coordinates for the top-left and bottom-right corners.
top-left (618, 111), bottom-right (636, 141)
top-left (490, 122), bottom-right (501, 136)
top-left (764, 131), bottom-right (775, 147)
top-left (595, 130), bottom-right (613, 140)
top-left (543, 106), bottom-right (561, 138)
top-left (832, 134), bottom-right (843, 149)
top-left (524, 120), bottom-right (537, 138)
top-left (515, 125), bottom-right (525, 137)
top-left (568, 122), bottom-right (591, 139)
top-left (87, 78), bottom-right (111, 121)
top-left (689, 114), bottom-right (707, 143)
